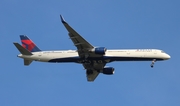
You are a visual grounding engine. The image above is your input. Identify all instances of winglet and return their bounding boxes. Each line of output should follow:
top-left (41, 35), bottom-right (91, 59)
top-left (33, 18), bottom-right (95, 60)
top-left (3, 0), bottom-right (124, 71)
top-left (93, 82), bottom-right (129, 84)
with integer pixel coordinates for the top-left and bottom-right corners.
top-left (60, 15), bottom-right (66, 24)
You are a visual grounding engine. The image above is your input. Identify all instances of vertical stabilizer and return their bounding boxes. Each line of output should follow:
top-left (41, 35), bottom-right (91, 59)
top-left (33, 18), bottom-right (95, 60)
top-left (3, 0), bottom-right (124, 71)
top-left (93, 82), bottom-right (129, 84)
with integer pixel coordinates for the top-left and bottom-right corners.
top-left (20, 35), bottom-right (41, 52)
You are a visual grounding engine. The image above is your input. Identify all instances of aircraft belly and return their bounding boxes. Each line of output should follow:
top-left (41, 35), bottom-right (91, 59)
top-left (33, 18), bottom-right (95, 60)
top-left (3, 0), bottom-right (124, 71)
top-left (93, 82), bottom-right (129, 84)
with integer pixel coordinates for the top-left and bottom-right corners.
top-left (48, 56), bottom-right (80, 63)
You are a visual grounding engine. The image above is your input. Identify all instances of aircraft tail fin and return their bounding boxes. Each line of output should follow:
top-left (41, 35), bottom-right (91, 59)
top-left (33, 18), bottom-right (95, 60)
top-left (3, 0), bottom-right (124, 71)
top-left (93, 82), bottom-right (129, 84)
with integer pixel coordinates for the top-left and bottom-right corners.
top-left (20, 35), bottom-right (41, 52)
top-left (13, 42), bottom-right (32, 55)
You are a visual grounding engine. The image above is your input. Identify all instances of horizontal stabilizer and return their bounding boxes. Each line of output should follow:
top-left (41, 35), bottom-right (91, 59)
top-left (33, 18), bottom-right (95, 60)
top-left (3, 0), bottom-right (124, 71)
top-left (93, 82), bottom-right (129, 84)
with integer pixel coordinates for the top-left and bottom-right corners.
top-left (13, 42), bottom-right (32, 55)
top-left (24, 59), bottom-right (33, 66)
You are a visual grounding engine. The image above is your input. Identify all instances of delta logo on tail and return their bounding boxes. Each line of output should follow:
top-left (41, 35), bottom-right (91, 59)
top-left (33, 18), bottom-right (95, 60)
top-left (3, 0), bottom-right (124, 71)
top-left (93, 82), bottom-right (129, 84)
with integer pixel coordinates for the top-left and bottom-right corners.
top-left (20, 35), bottom-right (41, 52)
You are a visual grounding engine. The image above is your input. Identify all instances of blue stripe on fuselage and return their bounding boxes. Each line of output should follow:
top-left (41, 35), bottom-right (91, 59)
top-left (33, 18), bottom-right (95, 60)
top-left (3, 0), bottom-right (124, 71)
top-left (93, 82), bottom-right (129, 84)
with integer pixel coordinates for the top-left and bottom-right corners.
top-left (48, 56), bottom-right (164, 63)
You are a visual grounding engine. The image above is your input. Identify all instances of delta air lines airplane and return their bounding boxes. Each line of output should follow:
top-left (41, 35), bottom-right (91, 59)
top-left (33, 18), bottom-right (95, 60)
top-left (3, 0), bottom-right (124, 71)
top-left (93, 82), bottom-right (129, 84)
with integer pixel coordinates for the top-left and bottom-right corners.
top-left (13, 15), bottom-right (171, 81)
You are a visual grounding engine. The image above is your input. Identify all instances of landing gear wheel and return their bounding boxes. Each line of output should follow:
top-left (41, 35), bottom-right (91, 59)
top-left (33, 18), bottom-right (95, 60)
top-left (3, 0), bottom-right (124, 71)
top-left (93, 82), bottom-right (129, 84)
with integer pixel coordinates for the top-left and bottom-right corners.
top-left (151, 65), bottom-right (154, 68)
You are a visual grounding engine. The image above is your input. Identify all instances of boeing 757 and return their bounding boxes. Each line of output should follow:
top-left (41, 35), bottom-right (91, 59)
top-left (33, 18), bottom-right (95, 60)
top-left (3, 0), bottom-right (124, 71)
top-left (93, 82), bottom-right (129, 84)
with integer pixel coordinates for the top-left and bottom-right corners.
top-left (13, 15), bottom-right (171, 81)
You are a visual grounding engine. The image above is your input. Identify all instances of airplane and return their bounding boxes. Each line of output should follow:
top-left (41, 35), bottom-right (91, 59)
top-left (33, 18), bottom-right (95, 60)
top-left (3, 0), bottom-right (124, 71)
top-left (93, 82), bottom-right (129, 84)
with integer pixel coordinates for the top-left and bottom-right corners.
top-left (13, 15), bottom-right (171, 82)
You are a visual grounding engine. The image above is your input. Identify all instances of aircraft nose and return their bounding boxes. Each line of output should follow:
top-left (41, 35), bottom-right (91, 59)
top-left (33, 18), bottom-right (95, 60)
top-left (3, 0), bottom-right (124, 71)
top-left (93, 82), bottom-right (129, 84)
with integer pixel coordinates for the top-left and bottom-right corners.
top-left (165, 54), bottom-right (171, 60)
top-left (167, 54), bottom-right (171, 59)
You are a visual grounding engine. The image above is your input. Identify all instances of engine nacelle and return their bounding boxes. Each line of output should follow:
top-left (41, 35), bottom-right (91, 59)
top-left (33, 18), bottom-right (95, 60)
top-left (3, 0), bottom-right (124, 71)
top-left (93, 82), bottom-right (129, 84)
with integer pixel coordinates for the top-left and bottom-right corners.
top-left (102, 67), bottom-right (115, 75)
top-left (91, 47), bottom-right (107, 55)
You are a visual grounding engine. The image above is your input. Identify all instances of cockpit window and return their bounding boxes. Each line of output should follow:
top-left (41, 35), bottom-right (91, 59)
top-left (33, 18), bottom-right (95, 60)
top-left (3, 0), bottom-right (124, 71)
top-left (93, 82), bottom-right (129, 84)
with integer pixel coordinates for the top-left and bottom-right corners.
top-left (161, 50), bottom-right (165, 53)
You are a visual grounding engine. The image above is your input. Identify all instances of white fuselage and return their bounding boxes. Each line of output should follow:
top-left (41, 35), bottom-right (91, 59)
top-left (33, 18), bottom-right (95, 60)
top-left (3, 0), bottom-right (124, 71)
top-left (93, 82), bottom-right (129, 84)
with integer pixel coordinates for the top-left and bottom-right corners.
top-left (18, 49), bottom-right (170, 63)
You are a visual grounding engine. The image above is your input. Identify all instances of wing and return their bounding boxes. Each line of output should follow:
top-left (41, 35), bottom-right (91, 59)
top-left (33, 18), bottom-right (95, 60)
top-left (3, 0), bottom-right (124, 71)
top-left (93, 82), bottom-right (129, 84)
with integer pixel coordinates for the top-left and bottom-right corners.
top-left (60, 15), bottom-right (93, 49)
top-left (83, 62), bottom-right (106, 82)
top-left (60, 15), bottom-right (106, 81)
top-left (86, 70), bottom-right (99, 82)
top-left (60, 15), bottom-right (100, 58)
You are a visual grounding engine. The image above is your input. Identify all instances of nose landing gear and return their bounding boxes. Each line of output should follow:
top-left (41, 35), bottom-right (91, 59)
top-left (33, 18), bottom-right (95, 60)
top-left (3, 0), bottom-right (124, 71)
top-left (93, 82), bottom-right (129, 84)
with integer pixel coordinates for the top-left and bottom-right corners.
top-left (150, 59), bottom-right (156, 68)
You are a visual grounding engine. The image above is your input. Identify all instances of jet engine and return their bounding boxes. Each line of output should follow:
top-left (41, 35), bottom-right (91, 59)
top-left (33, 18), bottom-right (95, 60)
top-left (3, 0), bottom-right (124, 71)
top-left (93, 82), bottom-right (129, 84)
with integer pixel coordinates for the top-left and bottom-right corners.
top-left (102, 67), bottom-right (115, 75)
top-left (91, 47), bottom-right (107, 55)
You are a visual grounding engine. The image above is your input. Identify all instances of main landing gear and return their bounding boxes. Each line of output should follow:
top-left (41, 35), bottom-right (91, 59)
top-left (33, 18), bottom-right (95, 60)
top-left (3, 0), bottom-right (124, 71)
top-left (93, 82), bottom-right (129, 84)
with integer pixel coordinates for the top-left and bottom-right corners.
top-left (150, 59), bottom-right (156, 68)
